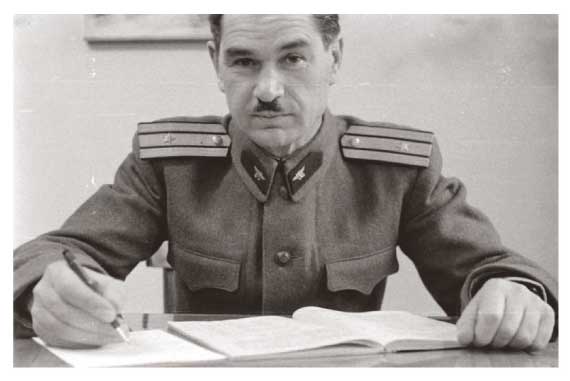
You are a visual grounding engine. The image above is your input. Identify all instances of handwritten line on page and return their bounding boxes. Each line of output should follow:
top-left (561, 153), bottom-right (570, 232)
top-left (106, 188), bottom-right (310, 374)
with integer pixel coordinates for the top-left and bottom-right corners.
top-left (32, 329), bottom-right (226, 367)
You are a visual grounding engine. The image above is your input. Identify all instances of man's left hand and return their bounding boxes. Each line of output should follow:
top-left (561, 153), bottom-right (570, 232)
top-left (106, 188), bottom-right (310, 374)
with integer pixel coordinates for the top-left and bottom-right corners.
top-left (456, 278), bottom-right (555, 351)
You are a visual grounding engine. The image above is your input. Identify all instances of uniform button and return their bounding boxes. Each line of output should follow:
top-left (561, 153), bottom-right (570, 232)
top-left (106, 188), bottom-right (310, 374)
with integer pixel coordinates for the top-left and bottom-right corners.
top-left (275, 251), bottom-right (291, 266)
top-left (350, 137), bottom-right (361, 147)
top-left (279, 186), bottom-right (289, 199)
top-left (211, 135), bottom-right (224, 146)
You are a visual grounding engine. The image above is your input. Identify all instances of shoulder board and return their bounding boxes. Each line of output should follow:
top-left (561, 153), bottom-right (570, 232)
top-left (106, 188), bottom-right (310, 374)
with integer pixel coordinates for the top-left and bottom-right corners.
top-left (137, 116), bottom-right (231, 159)
top-left (340, 120), bottom-right (434, 168)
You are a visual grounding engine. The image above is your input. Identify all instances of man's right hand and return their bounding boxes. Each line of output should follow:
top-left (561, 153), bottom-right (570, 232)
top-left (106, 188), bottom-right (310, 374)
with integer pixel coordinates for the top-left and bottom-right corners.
top-left (31, 260), bottom-right (127, 348)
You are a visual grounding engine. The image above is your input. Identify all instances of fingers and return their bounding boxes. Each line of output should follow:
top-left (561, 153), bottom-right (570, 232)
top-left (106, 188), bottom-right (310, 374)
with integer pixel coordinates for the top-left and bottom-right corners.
top-left (43, 261), bottom-right (120, 323)
top-left (31, 260), bottom-right (128, 348)
top-left (31, 296), bottom-right (122, 348)
top-left (458, 278), bottom-right (555, 352)
top-left (529, 304), bottom-right (555, 351)
top-left (490, 292), bottom-right (525, 348)
top-left (471, 287), bottom-right (505, 347)
top-left (507, 306), bottom-right (540, 350)
top-left (33, 281), bottom-right (119, 337)
top-left (87, 268), bottom-right (127, 313)
top-left (456, 279), bottom-right (507, 348)
top-left (456, 296), bottom-right (477, 346)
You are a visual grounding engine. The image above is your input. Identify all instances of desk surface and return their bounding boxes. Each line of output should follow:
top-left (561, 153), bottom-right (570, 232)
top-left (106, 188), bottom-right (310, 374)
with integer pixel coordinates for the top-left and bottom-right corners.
top-left (14, 313), bottom-right (558, 367)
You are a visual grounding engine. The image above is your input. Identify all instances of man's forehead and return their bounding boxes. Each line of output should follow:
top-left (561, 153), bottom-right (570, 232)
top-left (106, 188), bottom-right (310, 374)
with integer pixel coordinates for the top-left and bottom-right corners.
top-left (220, 14), bottom-right (321, 52)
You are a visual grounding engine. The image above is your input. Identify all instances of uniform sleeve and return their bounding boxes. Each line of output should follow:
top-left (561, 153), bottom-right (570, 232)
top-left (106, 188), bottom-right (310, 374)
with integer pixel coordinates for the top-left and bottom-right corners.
top-left (398, 139), bottom-right (558, 317)
top-left (13, 135), bottom-right (167, 335)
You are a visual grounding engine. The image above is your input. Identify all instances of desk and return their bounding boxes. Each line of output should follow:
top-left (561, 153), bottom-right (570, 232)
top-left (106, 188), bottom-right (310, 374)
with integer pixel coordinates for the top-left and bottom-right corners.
top-left (14, 313), bottom-right (558, 367)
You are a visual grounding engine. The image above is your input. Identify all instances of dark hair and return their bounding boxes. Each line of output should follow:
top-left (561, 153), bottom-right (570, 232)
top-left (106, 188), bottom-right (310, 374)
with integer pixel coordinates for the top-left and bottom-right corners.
top-left (208, 14), bottom-right (340, 52)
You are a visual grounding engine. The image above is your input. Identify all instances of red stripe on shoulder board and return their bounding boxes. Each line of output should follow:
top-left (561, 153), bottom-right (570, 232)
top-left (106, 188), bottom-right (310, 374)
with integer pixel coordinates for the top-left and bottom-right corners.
top-left (139, 147), bottom-right (229, 159)
top-left (342, 148), bottom-right (431, 168)
top-left (347, 125), bottom-right (433, 143)
top-left (138, 122), bottom-right (226, 135)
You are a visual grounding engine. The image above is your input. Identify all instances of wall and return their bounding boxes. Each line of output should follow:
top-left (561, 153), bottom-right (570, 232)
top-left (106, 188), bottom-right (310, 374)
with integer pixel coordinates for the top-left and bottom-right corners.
top-left (14, 15), bottom-right (558, 314)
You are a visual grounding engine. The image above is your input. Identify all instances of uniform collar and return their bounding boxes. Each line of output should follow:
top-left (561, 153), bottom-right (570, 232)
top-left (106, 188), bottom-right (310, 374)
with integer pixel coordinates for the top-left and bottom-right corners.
top-left (229, 110), bottom-right (340, 203)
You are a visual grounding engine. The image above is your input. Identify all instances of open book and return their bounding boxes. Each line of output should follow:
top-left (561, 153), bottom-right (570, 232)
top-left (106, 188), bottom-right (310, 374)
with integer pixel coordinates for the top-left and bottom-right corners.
top-left (33, 329), bottom-right (226, 367)
top-left (34, 307), bottom-right (462, 366)
top-left (168, 306), bottom-right (463, 359)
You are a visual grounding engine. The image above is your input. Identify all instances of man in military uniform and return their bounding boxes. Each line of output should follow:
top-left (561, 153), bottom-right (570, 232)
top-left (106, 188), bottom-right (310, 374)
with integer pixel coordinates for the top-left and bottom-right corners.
top-left (14, 15), bottom-right (557, 350)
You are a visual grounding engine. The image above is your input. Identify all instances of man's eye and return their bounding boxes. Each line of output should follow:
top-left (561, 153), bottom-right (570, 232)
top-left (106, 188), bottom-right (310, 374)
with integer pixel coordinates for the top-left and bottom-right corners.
top-left (284, 54), bottom-right (306, 66)
top-left (233, 58), bottom-right (256, 67)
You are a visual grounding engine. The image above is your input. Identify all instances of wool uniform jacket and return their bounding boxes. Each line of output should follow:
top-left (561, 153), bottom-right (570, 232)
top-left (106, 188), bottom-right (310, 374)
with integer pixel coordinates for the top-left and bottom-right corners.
top-left (13, 111), bottom-right (558, 336)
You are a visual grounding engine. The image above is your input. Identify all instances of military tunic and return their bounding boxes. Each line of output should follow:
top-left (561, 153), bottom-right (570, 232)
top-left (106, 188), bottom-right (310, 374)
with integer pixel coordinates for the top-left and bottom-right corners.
top-left (14, 111), bottom-right (558, 335)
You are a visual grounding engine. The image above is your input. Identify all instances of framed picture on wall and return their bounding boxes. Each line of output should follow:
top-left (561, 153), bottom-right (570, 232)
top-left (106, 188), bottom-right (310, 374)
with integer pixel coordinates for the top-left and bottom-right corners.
top-left (84, 14), bottom-right (211, 42)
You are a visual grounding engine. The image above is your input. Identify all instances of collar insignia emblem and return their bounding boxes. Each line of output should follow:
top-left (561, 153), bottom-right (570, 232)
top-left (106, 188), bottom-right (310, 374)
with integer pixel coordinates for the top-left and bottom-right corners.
top-left (253, 165), bottom-right (266, 182)
top-left (292, 166), bottom-right (306, 182)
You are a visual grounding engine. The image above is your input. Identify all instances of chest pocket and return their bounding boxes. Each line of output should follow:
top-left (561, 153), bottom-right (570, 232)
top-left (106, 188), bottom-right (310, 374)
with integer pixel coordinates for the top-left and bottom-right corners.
top-left (170, 244), bottom-right (240, 292)
top-left (325, 246), bottom-right (398, 295)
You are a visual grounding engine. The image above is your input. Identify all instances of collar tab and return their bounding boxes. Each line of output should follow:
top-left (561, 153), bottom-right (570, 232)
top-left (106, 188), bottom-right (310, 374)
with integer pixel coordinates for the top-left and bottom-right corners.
top-left (285, 152), bottom-right (323, 196)
top-left (241, 149), bottom-right (274, 196)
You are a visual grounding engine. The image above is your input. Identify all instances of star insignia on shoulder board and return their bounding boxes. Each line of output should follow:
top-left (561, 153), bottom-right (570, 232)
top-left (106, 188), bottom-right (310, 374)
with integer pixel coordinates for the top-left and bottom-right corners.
top-left (162, 133), bottom-right (176, 144)
top-left (253, 166), bottom-right (266, 182)
top-left (292, 166), bottom-right (306, 182)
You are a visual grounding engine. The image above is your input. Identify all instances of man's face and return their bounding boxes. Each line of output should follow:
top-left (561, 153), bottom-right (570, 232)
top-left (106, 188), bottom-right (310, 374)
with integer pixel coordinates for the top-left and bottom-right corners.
top-left (209, 15), bottom-right (342, 156)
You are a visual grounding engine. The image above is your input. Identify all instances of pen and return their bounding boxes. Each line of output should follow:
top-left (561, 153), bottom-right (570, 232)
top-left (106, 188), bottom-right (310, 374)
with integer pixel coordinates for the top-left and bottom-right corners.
top-left (62, 249), bottom-right (130, 342)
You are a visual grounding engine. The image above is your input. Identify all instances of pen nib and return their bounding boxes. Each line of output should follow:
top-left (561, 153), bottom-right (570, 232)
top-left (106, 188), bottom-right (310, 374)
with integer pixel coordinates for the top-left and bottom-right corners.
top-left (116, 327), bottom-right (130, 343)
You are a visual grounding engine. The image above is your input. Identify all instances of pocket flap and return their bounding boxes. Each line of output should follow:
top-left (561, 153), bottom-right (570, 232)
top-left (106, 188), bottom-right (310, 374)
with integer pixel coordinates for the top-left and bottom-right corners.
top-left (172, 245), bottom-right (240, 292)
top-left (326, 247), bottom-right (398, 295)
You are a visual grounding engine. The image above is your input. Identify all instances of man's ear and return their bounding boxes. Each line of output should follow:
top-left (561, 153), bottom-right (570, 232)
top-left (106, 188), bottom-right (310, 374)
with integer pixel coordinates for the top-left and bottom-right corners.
top-left (328, 37), bottom-right (343, 86)
top-left (207, 40), bottom-right (225, 93)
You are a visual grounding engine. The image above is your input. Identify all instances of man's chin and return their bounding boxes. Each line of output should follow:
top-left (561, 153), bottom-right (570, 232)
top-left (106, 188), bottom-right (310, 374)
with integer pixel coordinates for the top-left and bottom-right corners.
top-left (249, 130), bottom-right (296, 153)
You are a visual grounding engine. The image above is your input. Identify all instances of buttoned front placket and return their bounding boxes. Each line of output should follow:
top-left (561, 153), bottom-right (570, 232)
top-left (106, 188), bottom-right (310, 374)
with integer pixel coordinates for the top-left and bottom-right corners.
top-left (259, 161), bottom-right (321, 313)
top-left (229, 111), bottom-right (341, 314)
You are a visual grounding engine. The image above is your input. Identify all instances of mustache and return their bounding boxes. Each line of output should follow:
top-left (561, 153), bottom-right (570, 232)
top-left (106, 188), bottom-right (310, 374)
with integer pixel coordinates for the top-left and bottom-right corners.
top-left (254, 99), bottom-right (283, 113)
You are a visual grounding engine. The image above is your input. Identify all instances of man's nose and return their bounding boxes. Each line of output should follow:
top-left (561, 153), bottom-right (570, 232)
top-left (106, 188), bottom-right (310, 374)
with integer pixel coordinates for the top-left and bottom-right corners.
top-left (253, 66), bottom-right (284, 103)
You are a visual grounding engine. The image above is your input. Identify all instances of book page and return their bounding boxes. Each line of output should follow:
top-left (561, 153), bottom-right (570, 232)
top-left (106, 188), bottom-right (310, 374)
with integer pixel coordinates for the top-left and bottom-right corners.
top-left (168, 315), bottom-right (378, 358)
top-left (33, 329), bottom-right (226, 367)
top-left (293, 307), bottom-right (460, 351)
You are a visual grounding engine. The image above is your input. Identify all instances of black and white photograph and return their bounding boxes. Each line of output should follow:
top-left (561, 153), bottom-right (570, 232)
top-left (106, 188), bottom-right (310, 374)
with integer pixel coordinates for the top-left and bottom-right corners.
top-left (13, 13), bottom-right (559, 368)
